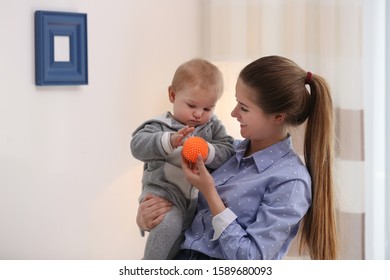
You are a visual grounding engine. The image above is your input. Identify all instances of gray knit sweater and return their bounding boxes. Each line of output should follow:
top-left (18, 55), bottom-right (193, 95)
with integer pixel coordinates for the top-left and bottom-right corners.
top-left (130, 112), bottom-right (235, 211)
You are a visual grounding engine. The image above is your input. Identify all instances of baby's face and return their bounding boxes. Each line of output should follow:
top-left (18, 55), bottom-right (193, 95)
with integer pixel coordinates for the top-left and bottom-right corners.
top-left (169, 84), bottom-right (220, 127)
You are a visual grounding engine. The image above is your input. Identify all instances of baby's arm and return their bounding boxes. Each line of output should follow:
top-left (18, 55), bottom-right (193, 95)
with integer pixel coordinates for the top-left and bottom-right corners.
top-left (130, 123), bottom-right (168, 161)
top-left (131, 123), bottom-right (195, 162)
top-left (204, 120), bottom-right (235, 169)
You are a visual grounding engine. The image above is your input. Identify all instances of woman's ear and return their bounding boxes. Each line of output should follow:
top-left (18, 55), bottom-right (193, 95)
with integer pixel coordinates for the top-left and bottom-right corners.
top-left (274, 113), bottom-right (286, 124)
top-left (168, 86), bottom-right (176, 103)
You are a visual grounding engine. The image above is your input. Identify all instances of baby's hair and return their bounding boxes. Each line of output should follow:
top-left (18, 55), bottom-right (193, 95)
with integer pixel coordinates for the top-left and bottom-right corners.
top-left (171, 58), bottom-right (224, 97)
top-left (239, 55), bottom-right (338, 260)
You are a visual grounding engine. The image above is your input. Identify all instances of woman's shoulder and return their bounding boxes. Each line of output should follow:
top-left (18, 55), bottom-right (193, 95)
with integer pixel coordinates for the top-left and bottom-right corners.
top-left (277, 151), bottom-right (311, 183)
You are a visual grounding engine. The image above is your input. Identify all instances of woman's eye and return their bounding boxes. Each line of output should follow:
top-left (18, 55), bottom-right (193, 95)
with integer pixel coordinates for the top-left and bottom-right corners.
top-left (241, 107), bottom-right (249, 112)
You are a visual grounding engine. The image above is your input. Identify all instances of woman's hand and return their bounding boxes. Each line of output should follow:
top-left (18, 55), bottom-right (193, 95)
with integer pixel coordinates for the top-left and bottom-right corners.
top-left (136, 194), bottom-right (172, 231)
top-left (182, 155), bottom-right (226, 216)
top-left (181, 155), bottom-right (215, 195)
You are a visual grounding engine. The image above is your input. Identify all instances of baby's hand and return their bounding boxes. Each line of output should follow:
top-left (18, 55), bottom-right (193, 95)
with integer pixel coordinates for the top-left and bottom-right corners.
top-left (170, 126), bottom-right (195, 149)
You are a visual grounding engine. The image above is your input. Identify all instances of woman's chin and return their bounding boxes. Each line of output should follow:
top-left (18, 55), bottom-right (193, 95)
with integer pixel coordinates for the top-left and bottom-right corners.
top-left (239, 128), bottom-right (248, 138)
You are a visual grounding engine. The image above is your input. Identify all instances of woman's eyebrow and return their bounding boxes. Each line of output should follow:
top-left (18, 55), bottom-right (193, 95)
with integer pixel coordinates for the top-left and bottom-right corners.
top-left (236, 99), bottom-right (249, 107)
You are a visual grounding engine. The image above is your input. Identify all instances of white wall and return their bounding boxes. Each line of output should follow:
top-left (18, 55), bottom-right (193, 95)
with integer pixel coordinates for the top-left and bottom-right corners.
top-left (363, 0), bottom-right (386, 260)
top-left (0, 0), bottom-right (202, 259)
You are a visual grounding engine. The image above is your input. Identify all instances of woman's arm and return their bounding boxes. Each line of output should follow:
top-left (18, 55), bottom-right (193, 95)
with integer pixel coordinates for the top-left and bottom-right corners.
top-left (136, 194), bottom-right (172, 231)
top-left (181, 155), bottom-right (226, 216)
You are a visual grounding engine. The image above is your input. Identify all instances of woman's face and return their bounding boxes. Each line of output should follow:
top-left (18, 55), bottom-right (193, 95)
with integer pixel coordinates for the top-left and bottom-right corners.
top-left (231, 78), bottom-right (285, 151)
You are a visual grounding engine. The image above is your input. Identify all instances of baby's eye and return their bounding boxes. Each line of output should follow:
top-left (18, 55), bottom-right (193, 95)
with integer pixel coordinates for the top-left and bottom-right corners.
top-left (187, 104), bottom-right (195, 108)
top-left (204, 108), bottom-right (212, 112)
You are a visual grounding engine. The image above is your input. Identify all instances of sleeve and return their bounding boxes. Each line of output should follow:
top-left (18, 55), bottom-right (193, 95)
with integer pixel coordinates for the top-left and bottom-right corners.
top-left (213, 178), bottom-right (311, 260)
top-left (204, 118), bottom-right (235, 170)
top-left (130, 122), bottom-right (173, 162)
top-left (211, 208), bottom-right (237, 240)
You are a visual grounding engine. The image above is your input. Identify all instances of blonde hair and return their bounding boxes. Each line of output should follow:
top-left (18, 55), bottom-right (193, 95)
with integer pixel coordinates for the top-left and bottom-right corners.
top-left (239, 55), bottom-right (338, 260)
top-left (171, 58), bottom-right (224, 97)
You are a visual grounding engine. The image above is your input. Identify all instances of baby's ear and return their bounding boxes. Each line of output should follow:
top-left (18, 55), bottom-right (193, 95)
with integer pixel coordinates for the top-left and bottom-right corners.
top-left (168, 86), bottom-right (176, 103)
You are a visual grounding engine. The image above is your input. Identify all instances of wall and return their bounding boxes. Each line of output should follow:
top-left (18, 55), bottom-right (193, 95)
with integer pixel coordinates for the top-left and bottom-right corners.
top-left (0, 0), bottom-right (202, 259)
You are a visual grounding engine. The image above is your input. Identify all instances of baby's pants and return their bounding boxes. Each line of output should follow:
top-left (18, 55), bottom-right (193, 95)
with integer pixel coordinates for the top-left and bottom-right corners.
top-left (143, 205), bottom-right (183, 260)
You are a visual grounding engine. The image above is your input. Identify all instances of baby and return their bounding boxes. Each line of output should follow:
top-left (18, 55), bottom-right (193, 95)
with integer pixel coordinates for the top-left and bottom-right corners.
top-left (131, 58), bottom-right (235, 259)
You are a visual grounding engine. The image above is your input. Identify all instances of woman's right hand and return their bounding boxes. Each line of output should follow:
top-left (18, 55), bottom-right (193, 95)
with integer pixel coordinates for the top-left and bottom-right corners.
top-left (182, 155), bottom-right (226, 216)
top-left (136, 193), bottom-right (172, 231)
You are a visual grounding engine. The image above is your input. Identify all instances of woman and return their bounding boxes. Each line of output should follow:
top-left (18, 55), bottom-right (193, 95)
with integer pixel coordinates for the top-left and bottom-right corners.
top-left (137, 55), bottom-right (338, 260)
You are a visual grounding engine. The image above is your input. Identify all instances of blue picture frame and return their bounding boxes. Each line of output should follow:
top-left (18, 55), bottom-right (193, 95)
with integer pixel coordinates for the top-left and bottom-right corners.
top-left (35, 11), bottom-right (88, 86)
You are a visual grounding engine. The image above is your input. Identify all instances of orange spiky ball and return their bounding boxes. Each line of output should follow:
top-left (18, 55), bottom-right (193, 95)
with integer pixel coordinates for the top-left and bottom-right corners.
top-left (182, 136), bottom-right (208, 163)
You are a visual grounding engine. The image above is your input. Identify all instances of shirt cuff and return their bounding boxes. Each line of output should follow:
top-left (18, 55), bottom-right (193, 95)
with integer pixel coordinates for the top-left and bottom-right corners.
top-left (211, 208), bottom-right (237, 240)
top-left (161, 132), bottom-right (174, 154)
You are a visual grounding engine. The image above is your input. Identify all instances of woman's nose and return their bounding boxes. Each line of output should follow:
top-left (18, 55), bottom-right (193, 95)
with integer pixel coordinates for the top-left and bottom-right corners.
top-left (231, 105), bottom-right (238, 118)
